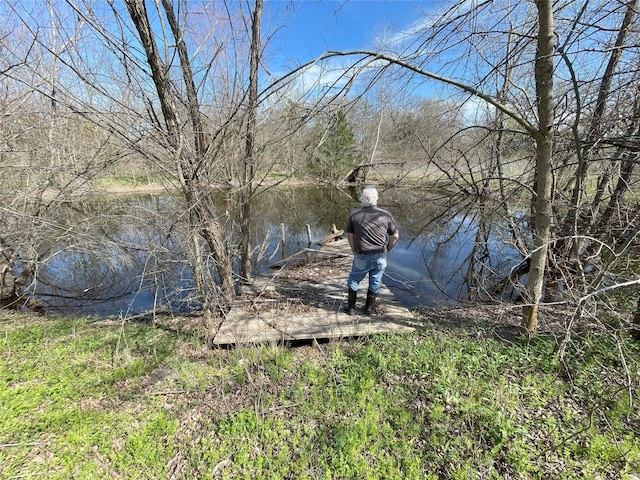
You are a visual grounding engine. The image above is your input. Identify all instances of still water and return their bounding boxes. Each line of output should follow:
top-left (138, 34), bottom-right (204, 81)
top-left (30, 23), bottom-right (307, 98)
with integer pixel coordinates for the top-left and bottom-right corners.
top-left (33, 186), bottom-right (523, 316)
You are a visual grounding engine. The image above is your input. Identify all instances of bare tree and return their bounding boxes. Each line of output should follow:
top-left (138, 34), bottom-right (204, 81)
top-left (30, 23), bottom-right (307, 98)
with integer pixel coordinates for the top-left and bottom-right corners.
top-left (555, 0), bottom-right (639, 258)
top-left (122, 0), bottom-right (237, 329)
top-left (522, 0), bottom-right (555, 332)
top-left (276, 0), bottom-right (639, 333)
top-left (0, 0), bottom-right (118, 310)
top-left (1, 0), bottom-right (323, 320)
top-left (0, 0), bottom-right (265, 322)
top-left (239, 0), bottom-right (263, 282)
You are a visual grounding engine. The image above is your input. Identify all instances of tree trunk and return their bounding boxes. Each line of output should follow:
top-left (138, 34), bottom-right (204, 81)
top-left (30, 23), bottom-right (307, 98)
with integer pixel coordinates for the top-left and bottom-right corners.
top-left (125, 0), bottom-right (235, 310)
top-left (522, 0), bottom-right (555, 333)
top-left (240, 0), bottom-right (263, 283)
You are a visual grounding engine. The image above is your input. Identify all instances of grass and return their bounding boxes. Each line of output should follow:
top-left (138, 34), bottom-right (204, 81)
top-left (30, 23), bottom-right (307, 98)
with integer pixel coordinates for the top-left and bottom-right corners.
top-left (1, 311), bottom-right (639, 479)
top-left (94, 175), bottom-right (170, 189)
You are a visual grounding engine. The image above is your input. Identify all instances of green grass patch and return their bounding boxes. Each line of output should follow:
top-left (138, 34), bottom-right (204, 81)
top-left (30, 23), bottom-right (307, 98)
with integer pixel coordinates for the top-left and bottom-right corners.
top-left (94, 175), bottom-right (169, 189)
top-left (1, 312), bottom-right (639, 479)
top-left (0, 315), bottom-right (177, 479)
top-left (95, 175), bottom-right (143, 188)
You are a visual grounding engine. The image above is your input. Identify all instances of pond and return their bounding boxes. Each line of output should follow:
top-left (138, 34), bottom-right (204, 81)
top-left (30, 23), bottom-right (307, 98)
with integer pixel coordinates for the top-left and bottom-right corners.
top-left (32, 185), bottom-right (524, 316)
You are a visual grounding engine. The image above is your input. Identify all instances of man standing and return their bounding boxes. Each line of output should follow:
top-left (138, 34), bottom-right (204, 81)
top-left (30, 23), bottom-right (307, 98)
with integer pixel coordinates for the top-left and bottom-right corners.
top-left (344, 186), bottom-right (399, 315)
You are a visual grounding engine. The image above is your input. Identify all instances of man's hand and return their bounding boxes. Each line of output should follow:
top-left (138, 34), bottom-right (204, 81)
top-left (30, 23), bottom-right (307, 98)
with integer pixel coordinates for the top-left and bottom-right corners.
top-left (387, 232), bottom-right (399, 252)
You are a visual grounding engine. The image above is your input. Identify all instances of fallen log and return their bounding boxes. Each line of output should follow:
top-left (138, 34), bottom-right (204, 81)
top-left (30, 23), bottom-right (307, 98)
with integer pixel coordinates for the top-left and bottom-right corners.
top-left (317, 229), bottom-right (344, 245)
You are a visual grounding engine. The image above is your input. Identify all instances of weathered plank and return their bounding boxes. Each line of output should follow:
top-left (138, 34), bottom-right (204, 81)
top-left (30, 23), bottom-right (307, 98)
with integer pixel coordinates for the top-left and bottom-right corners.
top-left (212, 239), bottom-right (417, 345)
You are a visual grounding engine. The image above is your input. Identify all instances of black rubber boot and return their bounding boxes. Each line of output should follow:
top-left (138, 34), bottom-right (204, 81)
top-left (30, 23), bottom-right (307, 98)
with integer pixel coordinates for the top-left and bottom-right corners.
top-left (364, 290), bottom-right (377, 315)
top-left (344, 289), bottom-right (357, 315)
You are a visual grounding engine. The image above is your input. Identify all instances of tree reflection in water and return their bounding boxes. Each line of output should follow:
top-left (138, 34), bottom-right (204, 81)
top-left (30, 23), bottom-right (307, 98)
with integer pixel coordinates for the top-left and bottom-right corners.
top-left (32, 186), bottom-right (523, 316)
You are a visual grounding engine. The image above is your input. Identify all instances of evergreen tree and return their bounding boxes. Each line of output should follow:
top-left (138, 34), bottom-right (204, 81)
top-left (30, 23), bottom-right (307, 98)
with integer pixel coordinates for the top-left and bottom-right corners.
top-left (309, 109), bottom-right (360, 182)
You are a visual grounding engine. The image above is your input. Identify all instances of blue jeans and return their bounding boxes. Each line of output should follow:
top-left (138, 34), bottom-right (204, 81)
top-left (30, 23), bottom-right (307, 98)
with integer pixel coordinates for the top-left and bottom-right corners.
top-left (347, 252), bottom-right (387, 294)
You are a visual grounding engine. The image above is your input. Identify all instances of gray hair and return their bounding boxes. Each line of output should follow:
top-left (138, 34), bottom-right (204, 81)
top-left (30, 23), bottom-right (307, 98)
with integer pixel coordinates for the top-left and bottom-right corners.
top-left (359, 186), bottom-right (379, 207)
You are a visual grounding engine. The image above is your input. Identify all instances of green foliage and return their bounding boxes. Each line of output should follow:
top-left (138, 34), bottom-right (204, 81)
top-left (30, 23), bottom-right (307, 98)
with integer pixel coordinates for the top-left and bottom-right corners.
top-left (1, 312), bottom-right (639, 479)
top-left (307, 109), bottom-right (361, 182)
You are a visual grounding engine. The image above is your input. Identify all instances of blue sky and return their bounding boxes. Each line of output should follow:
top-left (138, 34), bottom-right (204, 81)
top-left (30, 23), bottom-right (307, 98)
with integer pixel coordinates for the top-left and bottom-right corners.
top-left (259, 0), bottom-right (444, 99)
top-left (264, 0), bottom-right (435, 67)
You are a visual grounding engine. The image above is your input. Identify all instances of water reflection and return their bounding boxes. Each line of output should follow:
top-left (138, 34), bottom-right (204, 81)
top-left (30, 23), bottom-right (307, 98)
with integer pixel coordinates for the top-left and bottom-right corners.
top-left (33, 186), bottom-right (523, 316)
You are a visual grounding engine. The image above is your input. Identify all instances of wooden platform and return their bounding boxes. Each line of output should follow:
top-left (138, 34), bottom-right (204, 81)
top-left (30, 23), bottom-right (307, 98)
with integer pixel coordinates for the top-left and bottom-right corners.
top-left (212, 239), bottom-right (419, 345)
